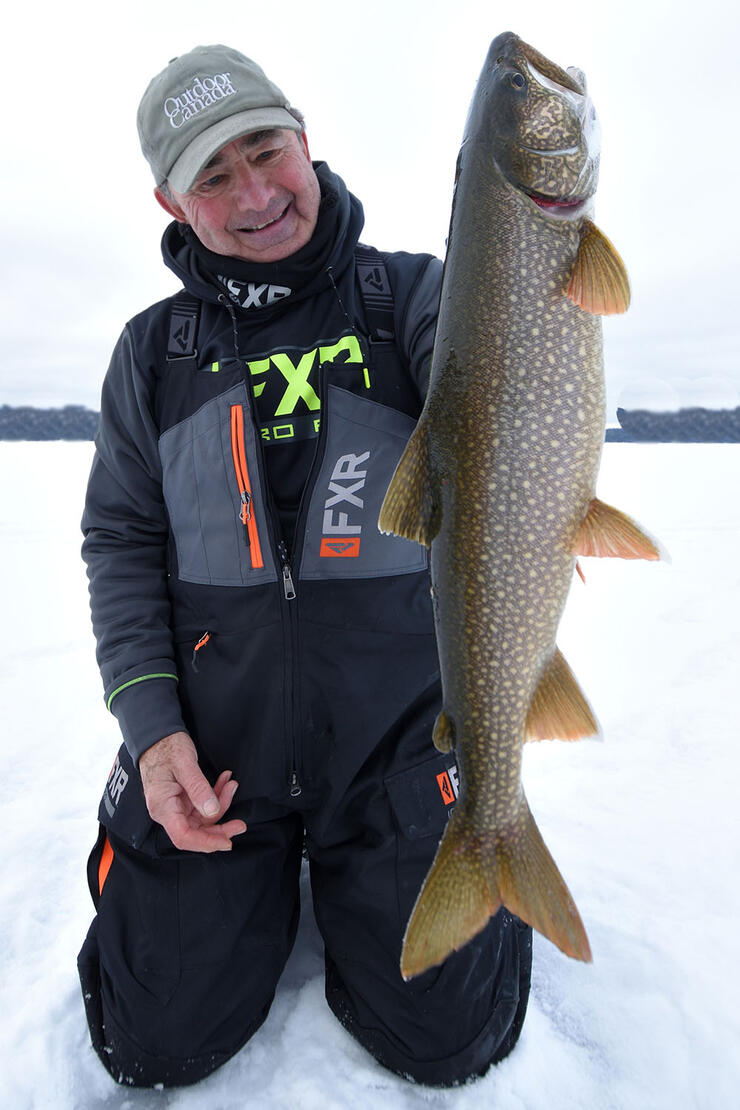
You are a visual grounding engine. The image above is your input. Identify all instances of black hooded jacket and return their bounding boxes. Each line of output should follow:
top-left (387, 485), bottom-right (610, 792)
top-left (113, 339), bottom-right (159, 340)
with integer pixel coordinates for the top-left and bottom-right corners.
top-left (82, 163), bottom-right (443, 805)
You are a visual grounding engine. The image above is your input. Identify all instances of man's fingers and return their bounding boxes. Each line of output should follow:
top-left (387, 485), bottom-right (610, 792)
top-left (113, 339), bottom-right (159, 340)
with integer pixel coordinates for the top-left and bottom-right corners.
top-left (139, 734), bottom-right (246, 851)
top-left (177, 758), bottom-right (221, 818)
top-left (166, 816), bottom-right (246, 853)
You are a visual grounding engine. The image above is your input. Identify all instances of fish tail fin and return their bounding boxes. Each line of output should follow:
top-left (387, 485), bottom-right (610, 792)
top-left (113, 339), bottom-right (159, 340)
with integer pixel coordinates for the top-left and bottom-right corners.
top-left (378, 419), bottom-right (440, 546)
top-left (401, 799), bottom-right (591, 980)
top-left (493, 797), bottom-right (592, 964)
top-left (401, 810), bottom-right (497, 980)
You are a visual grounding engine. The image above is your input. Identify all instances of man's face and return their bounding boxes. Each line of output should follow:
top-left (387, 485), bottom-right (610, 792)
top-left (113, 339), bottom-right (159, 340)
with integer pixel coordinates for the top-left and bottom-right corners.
top-left (156, 129), bottom-right (321, 263)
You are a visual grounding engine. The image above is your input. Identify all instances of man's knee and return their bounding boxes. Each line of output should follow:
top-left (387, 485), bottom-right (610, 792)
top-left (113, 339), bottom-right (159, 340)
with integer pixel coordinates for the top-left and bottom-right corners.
top-left (78, 916), bottom-right (278, 1088)
top-left (78, 821), bottom-right (302, 1087)
top-left (324, 912), bottom-right (533, 1087)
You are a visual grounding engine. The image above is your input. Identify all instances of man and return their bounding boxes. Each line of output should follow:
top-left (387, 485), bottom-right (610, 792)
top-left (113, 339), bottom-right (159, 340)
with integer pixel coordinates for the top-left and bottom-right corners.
top-left (78, 44), bottom-right (532, 1089)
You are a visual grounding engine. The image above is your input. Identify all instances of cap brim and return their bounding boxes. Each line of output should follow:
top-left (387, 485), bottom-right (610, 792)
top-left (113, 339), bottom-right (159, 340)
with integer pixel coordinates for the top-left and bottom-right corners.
top-left (167, 108), bottom-right (302, 193)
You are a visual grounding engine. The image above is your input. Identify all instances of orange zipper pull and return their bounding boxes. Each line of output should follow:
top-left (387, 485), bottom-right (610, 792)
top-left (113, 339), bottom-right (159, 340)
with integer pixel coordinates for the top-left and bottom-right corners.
top-left (191, 631), bottom-right (211, 672)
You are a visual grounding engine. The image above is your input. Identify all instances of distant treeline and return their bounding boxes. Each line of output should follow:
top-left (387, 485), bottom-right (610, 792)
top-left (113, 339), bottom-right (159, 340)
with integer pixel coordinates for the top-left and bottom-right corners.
top-left (0, 405), bottom-right (99, 441)
top-left (607, 407), bottom-right (740, 443)
top-left (1, 405), bottom-right (739, 443)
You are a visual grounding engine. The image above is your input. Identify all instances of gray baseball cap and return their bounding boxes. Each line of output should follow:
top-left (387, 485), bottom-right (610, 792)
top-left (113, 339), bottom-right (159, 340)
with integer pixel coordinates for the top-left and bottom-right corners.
top-left (137, 45), bottom-right (302, 193)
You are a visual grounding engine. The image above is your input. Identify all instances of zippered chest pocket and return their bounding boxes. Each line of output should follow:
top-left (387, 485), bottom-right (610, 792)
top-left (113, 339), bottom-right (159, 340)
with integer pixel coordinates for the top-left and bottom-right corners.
top-left (159, 382), bottom-right (277, 587)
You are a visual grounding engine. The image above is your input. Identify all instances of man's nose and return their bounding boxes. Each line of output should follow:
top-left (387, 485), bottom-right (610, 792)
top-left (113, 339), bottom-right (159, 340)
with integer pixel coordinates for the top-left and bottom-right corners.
top-left (230, 163), bottom-right (274, 213)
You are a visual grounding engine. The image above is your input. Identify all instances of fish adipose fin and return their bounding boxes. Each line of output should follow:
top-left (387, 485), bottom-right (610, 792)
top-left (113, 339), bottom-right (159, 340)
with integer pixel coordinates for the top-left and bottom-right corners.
top-left (401, 799), bottom-right (592, 979)
top-left (525, 648), bottom-right (598, 741)
top-left (378, 420), bottom-right (441, 546)
top-left (567, 220), bottom-right (631, 316)
top-left (433, 709), bottom-right (455, 753)
top-left (574, 498), bottom-right (660, 560)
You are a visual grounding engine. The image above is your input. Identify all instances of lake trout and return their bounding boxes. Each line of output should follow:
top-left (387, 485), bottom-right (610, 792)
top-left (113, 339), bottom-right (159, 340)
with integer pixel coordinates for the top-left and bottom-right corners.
top-left (379, 32), bottom-right (660, 978)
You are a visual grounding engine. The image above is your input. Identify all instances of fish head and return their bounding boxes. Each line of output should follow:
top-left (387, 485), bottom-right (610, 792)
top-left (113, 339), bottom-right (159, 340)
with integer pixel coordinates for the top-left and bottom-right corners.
top-left (472, 32), bottom-right (601, 221)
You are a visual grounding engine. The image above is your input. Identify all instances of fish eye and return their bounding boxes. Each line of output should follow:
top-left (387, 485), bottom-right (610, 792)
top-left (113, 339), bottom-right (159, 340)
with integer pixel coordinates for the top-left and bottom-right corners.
top-left (510, 72), bottom-right (526, 90)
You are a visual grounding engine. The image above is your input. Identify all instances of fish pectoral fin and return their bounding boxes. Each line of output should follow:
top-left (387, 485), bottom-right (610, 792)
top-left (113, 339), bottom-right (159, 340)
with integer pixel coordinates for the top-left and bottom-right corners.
top-left (401, 813), bottom-right (498, 980)
top-left (378, 418), bottom-right (441, 547)
top-left (574, 498), bottom-right (661, 560)
top-left (567, 219), bottom-right (630, 316)
top-left (525, 647), bottom-right (599, 741)
top-left (433, 709), bottom-right (455, 753)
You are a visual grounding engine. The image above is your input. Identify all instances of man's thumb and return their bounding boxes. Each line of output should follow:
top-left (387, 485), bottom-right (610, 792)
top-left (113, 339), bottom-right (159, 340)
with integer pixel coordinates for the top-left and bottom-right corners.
top-left (179, 761), bottom-right (220, 817)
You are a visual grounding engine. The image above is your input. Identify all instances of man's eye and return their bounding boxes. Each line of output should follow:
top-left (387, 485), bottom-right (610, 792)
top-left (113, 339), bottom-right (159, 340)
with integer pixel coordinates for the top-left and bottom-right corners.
top-left (255, 148), bottom-right (278, 162)
top-left (200, 174), bottom-right (225, 189)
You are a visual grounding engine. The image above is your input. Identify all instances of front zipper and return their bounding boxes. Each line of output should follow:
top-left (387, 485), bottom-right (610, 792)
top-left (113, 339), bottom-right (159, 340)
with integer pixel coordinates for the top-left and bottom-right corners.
top-left (230, 404), bottom-right (264, 569)
top-left (278, 541), bottom-right (296, 600)
top-left (223, 297), bottom-right (342, 802)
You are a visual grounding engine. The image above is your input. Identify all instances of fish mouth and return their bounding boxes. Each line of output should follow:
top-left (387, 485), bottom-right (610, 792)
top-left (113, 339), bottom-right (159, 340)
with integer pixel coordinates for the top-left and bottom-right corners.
top-left (522, 189), bottom-right (591, 219)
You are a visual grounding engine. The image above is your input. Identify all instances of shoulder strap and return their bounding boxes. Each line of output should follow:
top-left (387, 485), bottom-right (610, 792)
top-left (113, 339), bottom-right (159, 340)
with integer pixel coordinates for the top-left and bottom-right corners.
top-left (355, 245), bottom-right (395, 342)
top-left (166, 293), bottom-right (201, 372)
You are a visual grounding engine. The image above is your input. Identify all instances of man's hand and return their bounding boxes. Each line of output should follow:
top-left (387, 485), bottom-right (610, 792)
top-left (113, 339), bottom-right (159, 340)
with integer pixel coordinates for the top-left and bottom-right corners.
top-left (139, 731), bottom-right (247, 853)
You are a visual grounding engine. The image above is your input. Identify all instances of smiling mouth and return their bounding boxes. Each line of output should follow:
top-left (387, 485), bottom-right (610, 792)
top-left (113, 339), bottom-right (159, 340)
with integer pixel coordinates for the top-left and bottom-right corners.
top-left (237, 204), bottom-right (291, 233)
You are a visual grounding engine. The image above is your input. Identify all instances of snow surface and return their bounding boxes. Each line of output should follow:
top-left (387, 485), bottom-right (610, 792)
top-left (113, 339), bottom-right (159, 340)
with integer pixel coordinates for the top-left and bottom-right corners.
top-left (1, 442), bottom-right (738, 1110)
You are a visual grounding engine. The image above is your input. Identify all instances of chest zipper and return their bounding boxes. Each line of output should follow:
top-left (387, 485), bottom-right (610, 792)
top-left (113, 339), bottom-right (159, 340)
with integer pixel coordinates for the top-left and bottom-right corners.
top-left (230, 404), bottom-right (264, 569)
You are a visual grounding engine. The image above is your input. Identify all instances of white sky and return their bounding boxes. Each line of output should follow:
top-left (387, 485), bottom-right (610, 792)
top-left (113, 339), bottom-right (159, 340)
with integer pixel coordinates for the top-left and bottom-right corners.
top-left (3, 0), bottom-right (738, 413)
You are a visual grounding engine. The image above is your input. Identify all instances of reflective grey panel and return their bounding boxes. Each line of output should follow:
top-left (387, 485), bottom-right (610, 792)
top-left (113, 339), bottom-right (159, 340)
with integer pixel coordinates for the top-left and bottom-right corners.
top-left (300, 386), bottom-right (427, 580)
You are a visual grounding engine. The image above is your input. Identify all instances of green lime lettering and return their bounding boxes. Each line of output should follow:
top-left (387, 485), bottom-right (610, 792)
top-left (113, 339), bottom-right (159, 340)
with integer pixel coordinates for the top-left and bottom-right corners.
top-left (272, 350), bottom-right (320, 415)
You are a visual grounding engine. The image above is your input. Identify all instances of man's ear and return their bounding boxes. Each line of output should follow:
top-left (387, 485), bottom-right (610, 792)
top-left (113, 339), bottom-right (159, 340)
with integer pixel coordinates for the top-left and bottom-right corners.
top-left (154, 186), bottom-right (186, 221)
top-left (299, 131), bottom-right (312, 162)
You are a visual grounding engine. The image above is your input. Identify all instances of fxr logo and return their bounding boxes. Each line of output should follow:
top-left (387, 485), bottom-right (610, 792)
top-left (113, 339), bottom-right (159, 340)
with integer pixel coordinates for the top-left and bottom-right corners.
top-left (436, 764), bottom-right (459, 806)
top-left (219, 277), bottom-right (292, 309)
top-left (107, 756), bottom-right (129, 808)
top-left (321, 451), bottom-right (369, 556)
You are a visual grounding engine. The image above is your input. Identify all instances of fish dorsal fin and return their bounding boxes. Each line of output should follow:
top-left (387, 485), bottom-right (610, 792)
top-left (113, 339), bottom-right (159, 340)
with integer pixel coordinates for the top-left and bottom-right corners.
top-left (567, 219), bottom-right (631, 316)
top-left (378, 419), bottom-right (441, 547)
top-left (525, 647), bottom-right (599, 742)
top-left (574, 498), bottom-right (660, 560)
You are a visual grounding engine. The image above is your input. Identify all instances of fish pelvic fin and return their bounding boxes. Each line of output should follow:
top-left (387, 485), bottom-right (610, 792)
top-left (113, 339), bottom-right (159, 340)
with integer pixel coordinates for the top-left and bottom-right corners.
top-left (400, 799), bottom-right (592, 980)
top-left (574, 498), bottom-right (661, 560)
top-left (567, 219), bottom-right (630, 316)
top-left (525, 647), bottom-right (599, 741)
top-left (378, 419), bottom-right (440, 546)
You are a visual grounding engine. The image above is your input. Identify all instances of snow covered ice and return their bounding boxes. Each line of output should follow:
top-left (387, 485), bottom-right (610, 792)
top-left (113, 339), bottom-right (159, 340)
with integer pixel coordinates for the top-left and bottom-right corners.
top-left (1, 441), bottom-right (738, 1109)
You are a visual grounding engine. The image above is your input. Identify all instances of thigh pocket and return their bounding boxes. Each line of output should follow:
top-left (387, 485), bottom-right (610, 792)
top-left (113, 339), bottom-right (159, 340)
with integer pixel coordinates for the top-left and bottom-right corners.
top-left (384, 751), bottom-right (460, 931)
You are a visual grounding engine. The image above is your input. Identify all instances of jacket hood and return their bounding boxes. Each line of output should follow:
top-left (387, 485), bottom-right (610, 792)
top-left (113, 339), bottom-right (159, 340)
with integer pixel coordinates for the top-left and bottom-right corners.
top-left (160, 161), bottom-right (365, 312)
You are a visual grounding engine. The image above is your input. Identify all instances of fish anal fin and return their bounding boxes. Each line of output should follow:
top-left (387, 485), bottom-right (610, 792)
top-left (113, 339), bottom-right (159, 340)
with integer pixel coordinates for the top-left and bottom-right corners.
top-left (378, 419), bottom-right (440, 547)
top-left (433, 708), bottom-right (455, 753)
top-left (574, 498), bottom-right (661, 560)
top-left (567, 219), bottom-right (631, 316)
top-left (525, 648), bottom-right (598, 742)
